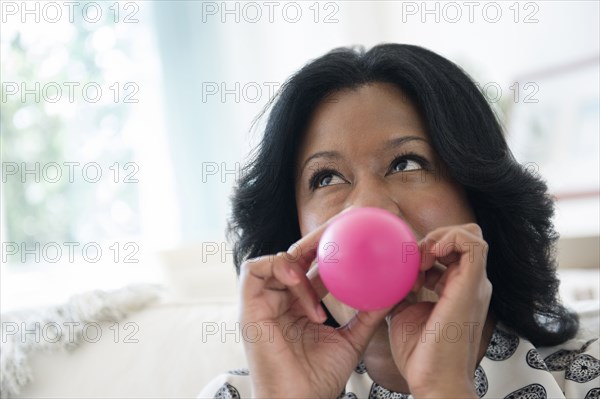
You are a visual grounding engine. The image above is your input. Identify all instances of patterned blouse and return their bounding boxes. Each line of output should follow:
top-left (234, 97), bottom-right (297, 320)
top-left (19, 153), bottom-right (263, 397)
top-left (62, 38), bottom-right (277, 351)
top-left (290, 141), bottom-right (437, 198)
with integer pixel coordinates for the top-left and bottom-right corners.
top-left (197, 326), bottom-right (599, 398)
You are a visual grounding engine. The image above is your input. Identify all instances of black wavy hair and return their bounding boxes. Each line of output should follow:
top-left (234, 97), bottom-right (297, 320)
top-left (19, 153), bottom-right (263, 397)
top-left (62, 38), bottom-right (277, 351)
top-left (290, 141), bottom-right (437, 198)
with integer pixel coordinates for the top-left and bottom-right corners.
top-left (226, 44), bottom-right (579, 347)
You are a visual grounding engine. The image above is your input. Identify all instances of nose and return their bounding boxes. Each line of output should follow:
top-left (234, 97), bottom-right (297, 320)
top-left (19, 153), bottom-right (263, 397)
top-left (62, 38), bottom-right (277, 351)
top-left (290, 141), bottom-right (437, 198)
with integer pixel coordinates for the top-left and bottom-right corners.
top-left (344, 176), bottom-right (401, 217)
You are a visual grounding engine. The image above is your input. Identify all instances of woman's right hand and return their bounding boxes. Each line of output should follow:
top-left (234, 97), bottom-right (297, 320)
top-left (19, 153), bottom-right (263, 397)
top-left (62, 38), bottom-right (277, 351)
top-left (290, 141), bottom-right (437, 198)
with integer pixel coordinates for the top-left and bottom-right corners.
top-left (240, 215), bottom-right (389, 398)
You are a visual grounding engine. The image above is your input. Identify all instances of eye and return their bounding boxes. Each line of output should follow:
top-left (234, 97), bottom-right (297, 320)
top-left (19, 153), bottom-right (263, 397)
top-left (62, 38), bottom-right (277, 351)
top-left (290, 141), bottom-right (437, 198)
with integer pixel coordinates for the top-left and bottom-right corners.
top-left (309, 169), bottom-right (346, 190)
top-left (392, 158), bottom-right (421, 172)
top-left (389, 153), bottom-right (429, 174)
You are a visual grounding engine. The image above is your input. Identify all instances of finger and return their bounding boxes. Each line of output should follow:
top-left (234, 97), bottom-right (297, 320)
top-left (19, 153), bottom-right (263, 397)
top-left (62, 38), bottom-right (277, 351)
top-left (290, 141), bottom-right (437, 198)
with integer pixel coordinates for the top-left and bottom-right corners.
top-left (419, 236), bottom-right (439, 272)
top-left (418, 226), bottom-right (465, 271)
top-left (425, 223), bottom-right (484, 240)
top-left (417, 226), bottom-right (490, 305)
top-left (307, 262), bottom-right (329, 299)
top-left (419, 227), bottom-right (485, 273)
top-left (285, 260), bottom-right (328, 323)
top-left (423, 224), bottom-right (484, 252)
top-left (338, 307), bottom-right (391, 356)
top-left (285, 210), bottom-right (353, 272)
top-left (241, 253), bottom-right (301, 298)
top-left (387, 301), bottom-right (433, 327)
top-left (243, 208), bottom-right (352, 293)
top-left (430, 229), bottom-right (485, 270)
top-left (423, 262), bottom-right (446, 291)
top-left (386, 301), bottom-right (435, 370)
top-left (241, 253), bottom-right (327, 323)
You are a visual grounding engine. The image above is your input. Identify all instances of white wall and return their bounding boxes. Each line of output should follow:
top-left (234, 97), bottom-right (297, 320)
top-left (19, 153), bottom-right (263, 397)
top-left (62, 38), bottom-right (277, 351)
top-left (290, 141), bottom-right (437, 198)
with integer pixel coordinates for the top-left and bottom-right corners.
top-left (2, 1), bottom-right (598, 312)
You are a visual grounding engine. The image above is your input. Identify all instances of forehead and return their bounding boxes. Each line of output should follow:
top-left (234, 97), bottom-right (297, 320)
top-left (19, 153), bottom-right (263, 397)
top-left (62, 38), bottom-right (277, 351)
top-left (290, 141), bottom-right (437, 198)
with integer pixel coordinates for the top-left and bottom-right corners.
top-left (299, 82), bottom-right (429, 155)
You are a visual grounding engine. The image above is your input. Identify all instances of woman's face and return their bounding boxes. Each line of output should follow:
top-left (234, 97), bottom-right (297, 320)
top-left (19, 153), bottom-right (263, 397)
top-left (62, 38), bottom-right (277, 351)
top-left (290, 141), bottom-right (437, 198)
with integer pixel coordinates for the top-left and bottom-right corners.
top-left (294, 82), bottom-right (477, 323)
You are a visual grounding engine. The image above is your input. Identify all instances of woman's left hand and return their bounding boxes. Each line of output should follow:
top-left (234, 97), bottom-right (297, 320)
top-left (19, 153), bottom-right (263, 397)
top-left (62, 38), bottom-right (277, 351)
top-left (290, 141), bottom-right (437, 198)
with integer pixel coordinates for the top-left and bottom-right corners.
top-left (386, 223), bottom-right (492, 398)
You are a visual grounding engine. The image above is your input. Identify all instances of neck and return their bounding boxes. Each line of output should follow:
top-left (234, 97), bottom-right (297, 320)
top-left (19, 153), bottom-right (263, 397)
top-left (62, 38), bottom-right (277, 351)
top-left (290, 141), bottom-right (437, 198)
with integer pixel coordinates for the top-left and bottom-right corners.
top-left (362, 315), bottom-right (497, 394)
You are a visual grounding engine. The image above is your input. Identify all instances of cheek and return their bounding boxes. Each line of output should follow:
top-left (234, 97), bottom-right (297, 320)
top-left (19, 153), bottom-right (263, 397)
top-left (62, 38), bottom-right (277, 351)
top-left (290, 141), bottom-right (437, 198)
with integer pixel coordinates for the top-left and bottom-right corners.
top-left (398, 186), bottom-right (475, 239)
top-left (297, 198), bottom-right (343, 236)
top-left (297, 206), bottom-right (321, 237)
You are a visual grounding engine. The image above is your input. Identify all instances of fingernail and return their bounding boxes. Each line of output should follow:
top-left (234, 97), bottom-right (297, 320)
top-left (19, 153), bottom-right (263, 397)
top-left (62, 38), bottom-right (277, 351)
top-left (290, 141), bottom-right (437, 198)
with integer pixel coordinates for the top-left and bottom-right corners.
top-left (386, 301), bottom-right (410, 325)
top-left (286, 243), bottom-right (299, 258)
top-left (385, 314), bottom-right (392, 326)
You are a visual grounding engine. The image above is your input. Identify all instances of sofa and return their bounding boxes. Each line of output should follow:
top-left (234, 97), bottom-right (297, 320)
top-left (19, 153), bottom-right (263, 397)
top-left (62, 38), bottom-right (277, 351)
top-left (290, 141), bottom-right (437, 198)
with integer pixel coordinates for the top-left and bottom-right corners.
top-left (2, 252), bottom-right (598, 398)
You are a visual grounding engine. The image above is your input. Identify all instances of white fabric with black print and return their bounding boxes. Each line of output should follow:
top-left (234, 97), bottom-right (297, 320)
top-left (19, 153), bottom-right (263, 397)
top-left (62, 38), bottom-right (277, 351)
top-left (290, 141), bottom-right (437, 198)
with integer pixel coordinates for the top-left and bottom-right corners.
top-left (197, 325), bottom-right (599, 399)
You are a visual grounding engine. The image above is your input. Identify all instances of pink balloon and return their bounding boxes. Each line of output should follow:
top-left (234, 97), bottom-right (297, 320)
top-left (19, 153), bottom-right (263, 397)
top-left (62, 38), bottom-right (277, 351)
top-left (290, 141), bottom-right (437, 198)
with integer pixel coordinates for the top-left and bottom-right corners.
top-left (318, 207), bottom-right (421, 311)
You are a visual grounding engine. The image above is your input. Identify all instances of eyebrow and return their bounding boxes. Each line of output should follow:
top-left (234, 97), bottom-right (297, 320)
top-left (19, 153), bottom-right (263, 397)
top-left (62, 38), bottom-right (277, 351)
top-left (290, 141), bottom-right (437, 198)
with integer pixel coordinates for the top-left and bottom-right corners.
top-left (384, 135), bottom-right (429, 149)
top-left (300, 135), bottom-right (429, 174)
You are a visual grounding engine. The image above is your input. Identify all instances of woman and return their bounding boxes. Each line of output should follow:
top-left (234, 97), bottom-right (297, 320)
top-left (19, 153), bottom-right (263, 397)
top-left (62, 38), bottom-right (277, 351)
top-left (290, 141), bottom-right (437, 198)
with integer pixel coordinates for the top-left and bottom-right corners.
top-left (199, 44), bottom-right (599, 398)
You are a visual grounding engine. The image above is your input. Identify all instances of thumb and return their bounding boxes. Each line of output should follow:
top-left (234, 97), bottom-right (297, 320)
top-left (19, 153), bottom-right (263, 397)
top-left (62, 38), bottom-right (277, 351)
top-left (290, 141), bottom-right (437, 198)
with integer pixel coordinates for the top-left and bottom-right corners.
top-left (338, 307), bottom-right (391, 355)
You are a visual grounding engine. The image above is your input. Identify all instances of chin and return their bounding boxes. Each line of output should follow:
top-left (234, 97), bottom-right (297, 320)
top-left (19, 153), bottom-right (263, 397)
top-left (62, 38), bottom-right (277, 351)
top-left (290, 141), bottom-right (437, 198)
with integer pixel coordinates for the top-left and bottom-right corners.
top-left (323, 288), bottom-right (439, 326)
